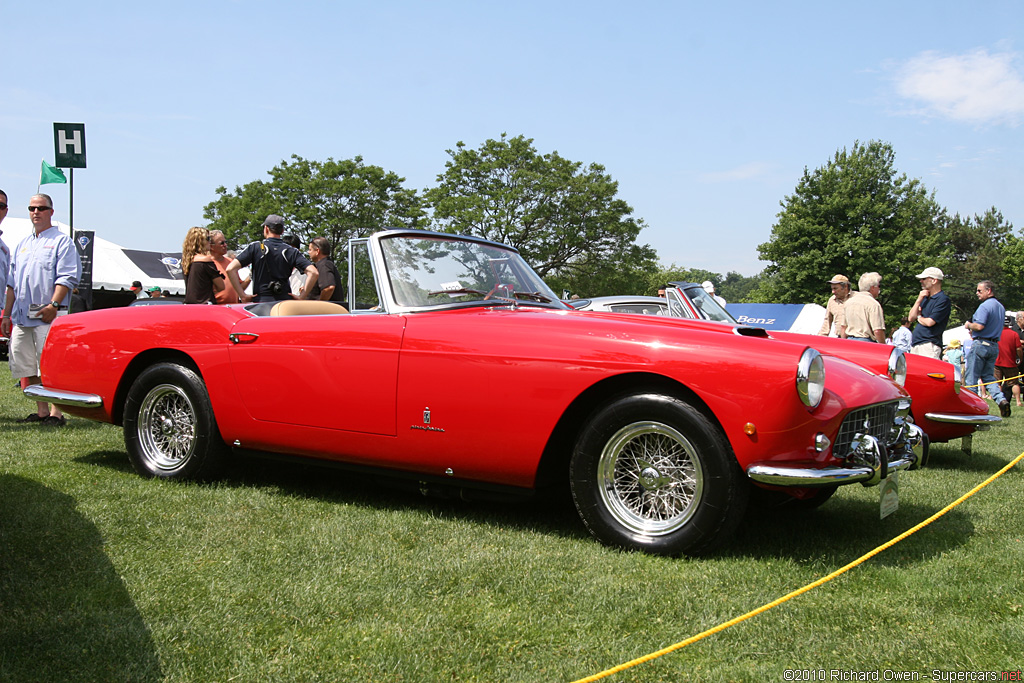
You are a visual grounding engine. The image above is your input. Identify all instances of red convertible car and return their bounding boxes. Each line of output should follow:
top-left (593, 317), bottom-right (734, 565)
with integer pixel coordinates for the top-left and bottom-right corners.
top-left (573, 284), bottom-right (999, 461)
top-left (661, 282), bottom-right (999, 460)
top-left (29, 230), bottom-right (923, 555)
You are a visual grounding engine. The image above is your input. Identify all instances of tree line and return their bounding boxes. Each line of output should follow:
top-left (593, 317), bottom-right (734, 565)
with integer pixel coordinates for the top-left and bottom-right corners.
top-left (203, 136), bottom-right (1020, 328)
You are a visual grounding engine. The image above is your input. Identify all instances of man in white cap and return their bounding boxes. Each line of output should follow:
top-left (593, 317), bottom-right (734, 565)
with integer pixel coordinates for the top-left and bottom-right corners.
top-left (818, 274), bottom-right (853, 336)
top-left (908, 267), bottom-right (950, 359)
top-left (701, 280), bottom-right (726, 307)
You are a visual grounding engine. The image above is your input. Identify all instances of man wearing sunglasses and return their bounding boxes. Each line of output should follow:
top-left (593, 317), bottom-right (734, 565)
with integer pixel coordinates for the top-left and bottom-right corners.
top-left (964, 280), bottom-right (1011, 418)
top-left (1, 194), bottom-right (81, 427)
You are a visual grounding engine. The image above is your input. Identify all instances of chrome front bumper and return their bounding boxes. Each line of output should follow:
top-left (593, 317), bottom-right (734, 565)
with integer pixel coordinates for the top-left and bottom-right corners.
top-left (23, 384), bottom-right (104, 409)
top-left (924, 412), bottom-right (1001, 430)
top-left (746, 422), bottom-right (925, 488)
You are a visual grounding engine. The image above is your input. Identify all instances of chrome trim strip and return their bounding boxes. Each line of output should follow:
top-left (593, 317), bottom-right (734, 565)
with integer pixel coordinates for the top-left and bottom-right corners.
top-left (923, 412), bottom-right (1002, 425)
top-left (24, 384), bottom-right (104, 408)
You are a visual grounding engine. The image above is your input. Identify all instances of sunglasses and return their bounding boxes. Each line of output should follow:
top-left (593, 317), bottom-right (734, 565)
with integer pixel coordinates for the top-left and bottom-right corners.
top-left (28, 206), bottom-right (52, 212)
top-left (0, 203), bottom-right (8, 210)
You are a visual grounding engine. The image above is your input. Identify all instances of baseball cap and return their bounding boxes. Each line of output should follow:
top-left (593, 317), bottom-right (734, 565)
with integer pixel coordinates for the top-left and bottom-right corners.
top-left (915, 267), bottom-right (944, 280)
top-left (826, 274), bottom-right (850, 285)
top-left (263, 214), bottom-right (285, 233)
top-left (146, 286), bottom-right (161, 293)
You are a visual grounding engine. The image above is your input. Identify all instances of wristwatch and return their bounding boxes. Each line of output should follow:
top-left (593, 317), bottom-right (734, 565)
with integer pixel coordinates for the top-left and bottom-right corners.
top-left (49, 300), bottom-right (61, 308)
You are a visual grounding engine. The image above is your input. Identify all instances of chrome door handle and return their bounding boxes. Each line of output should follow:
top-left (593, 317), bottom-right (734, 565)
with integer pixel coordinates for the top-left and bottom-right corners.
top-left (229, 332), bottom-right (259, 344)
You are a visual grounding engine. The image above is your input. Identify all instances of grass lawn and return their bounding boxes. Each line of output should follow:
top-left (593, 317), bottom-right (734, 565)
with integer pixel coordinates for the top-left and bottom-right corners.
top-left (1, 379), bottom-right (1022, 682)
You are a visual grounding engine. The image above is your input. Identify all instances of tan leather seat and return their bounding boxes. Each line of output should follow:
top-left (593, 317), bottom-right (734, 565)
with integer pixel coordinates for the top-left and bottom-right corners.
top-left (269, 300), bottom-right (348, 317)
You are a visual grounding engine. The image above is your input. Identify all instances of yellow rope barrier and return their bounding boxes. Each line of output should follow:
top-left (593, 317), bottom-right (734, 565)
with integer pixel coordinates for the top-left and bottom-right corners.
top-left (569, 449), bottom-right (1024, 683)
top-left (962, 371), bottom-right (1024, 391)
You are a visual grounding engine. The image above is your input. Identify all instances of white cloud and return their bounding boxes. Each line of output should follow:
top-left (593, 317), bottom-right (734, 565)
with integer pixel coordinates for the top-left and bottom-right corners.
top-left (894, 49), bottom-right (1024, 126)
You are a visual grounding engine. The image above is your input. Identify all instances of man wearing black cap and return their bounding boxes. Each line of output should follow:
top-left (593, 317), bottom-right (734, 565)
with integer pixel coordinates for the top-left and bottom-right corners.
top-left (227, 214), bottom-right (317, 302)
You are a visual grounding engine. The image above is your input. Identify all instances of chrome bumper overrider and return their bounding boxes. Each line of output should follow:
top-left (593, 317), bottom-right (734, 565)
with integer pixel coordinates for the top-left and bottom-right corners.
top-left (747, 422), bottom-right (925, 488)
top-left (924, 412), bottom-right (1001, 429)
top-left (23, 384), bottom-right (104, 409)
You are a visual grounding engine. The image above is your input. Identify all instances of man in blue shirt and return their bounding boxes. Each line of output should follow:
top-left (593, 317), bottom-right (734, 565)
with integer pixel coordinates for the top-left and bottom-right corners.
top-left (0, 189), bottom-right (10, 301)
top-left (964, 280), bottom-right (1010, 418)
top-left (1, 194), bottom-right (81, 426)
top-left (908, 267), bottom-right (951, 359)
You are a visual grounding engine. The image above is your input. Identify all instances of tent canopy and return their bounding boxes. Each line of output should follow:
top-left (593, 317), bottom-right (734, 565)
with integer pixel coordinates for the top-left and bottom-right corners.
top-left (2, 217), bottom-right (185, 295)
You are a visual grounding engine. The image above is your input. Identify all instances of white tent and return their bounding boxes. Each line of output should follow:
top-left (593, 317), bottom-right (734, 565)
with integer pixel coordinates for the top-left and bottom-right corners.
top-left (1, 217), bottom-right (185, 295)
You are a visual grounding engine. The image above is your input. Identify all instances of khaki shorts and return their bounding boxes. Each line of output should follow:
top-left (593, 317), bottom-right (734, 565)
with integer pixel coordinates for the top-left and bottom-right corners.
top-left (910, 342), bottom-right (942, 360)
top-left (9, 323), bottom-right (51, 379)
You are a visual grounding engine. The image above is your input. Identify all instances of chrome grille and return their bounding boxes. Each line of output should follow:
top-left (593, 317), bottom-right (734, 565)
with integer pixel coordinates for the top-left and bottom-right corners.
top-left (834, 401), bottom-right (898, 458)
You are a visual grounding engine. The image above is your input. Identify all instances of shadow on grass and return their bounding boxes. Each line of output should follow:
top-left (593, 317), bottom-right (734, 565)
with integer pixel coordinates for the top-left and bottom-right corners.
top-left (67, 446), bottom-right (987, 565)
top-left (73, 446), bottom-right (590, 545)
top-left (925, 442), bottom-right (1012, 473)
top-left (0, 474), bottom-right (163, 682)
top-left (732, 494), bottom-right (973, 568)
top-left (73, 449), bottom-right (138, 475)
top-left (232, 454), bottom-right (590, 543)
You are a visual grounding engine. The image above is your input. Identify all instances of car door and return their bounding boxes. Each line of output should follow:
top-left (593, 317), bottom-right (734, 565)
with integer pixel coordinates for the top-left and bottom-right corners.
top-left (226, 312), bottom-right (406, 436)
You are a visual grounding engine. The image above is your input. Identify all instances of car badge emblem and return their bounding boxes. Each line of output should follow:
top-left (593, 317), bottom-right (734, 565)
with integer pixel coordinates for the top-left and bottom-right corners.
top-left (411, 407), bottom-right (444, 433)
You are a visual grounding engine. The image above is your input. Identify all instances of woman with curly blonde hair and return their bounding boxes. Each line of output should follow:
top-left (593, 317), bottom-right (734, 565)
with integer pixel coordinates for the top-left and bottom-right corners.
top-left (181, 226), bottom-right (225, 304)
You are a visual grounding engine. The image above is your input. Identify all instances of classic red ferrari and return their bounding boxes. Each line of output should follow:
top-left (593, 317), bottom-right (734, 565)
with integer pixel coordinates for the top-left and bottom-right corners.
top-left (660, 282), bottom-right (1000, 459)
top-left (29, 230), bottom-right (923, 555)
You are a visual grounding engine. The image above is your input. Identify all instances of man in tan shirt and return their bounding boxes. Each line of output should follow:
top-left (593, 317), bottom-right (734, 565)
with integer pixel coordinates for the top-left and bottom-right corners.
top-left (841, 272), bottom-right (886, 343)
top-left (818, 274), bottom-right (854, 336)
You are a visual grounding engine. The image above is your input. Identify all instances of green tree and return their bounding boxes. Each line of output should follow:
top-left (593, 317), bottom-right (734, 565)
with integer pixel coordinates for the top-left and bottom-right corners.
top-left (424, 134), bottom-right (656, 295)
top-left (943, 208), bottom-right (1019, 320)
top-left (754, 140), bottom-right (948, 328)
top-left (203, 155), bottom-right (427, 253)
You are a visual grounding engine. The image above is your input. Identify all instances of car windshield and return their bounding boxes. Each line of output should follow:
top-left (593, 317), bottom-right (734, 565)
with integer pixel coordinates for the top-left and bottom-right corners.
top-left (684, 286), bottom-right (736, 323)
top-left (379, 233), bottom-right (566, 310)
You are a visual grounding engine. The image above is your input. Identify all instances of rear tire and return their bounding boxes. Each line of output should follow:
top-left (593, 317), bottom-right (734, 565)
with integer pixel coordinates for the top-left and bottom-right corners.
top-left (123, 363), bottom-right (227, 480)
top-left (570, 394), bottom-right (748, 556)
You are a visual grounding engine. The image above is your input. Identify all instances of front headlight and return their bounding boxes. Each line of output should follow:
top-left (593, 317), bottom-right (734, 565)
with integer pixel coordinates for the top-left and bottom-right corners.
top-left (887, 348), bottom-right (907, 387)
top-left (797, 348), bottom-right (825, 408)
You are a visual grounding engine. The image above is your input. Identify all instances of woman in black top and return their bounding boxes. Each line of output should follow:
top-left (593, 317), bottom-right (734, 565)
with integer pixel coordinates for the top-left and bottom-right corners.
top-left (182, 227), bottom-right (225, 304)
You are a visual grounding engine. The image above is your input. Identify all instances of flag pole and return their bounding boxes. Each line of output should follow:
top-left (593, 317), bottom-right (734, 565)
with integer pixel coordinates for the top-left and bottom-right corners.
top-left (70, 168), bottom-right (74, 233)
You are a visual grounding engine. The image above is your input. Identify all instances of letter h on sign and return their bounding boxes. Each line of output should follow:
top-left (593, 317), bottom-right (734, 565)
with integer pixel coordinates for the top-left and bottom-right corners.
top-left (54, 122), bottom-right (87, 168)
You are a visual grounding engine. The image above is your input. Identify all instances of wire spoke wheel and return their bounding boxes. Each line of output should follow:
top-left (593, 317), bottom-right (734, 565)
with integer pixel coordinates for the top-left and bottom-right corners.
top-left (137, 384), bottom-right (197, 472)
top-left (571, 393), bottom-right (746, 555)
top-left (598, 421), bottom-right (703, 536)
top-left (124, 362), bottom-right (227, 480)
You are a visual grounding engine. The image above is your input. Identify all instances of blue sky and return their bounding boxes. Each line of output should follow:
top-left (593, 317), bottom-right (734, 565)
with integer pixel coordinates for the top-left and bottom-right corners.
top-left (2, 1), bottom-right (1022, 277)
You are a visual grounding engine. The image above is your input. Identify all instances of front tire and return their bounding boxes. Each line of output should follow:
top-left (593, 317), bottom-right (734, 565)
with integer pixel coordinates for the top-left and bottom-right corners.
top-left (123, 362), bottom-right (227, 480)
top-left (570, 394), bottom-right (748, 556)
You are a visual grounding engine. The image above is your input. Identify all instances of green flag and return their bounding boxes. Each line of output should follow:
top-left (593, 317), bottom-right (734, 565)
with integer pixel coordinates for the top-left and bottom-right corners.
top-left (40, 160), bottom-right (67, 185)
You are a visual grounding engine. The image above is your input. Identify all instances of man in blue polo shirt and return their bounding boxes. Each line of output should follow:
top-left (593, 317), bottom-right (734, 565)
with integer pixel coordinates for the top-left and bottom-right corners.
top-left (964, 280), bottom-right (1010, 418)
top-left (907, 267), bottom-right (950, 359)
